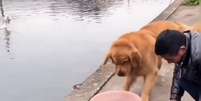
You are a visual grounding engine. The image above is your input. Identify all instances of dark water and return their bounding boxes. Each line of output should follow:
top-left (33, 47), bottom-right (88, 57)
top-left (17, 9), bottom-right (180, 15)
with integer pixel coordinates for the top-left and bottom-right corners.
top-left (0, 0), bottom-right (172, 101)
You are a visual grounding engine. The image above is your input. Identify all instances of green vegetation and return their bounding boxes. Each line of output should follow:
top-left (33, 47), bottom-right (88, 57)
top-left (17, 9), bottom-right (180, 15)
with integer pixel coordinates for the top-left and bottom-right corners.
top-left (184, 0), bottom-right (201, 6)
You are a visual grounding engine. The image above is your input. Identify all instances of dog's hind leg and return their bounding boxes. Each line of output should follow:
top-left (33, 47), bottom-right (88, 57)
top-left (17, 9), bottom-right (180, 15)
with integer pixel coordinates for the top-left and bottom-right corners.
top-left (141, 71), bottom-right (159, 101)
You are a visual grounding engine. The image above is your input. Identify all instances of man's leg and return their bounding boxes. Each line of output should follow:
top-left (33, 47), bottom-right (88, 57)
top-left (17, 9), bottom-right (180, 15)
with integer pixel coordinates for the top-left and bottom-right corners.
top-left (179, 79), bottom-right (200, 101)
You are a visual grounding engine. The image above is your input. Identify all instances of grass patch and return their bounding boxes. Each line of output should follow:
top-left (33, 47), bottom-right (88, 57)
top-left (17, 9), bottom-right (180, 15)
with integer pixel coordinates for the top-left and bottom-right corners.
top-left (183, 0), bottom-right (201, 6)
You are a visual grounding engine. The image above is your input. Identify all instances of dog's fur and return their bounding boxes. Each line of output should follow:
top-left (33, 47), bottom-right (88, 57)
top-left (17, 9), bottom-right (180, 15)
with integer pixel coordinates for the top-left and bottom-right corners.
top-left (103, 21), bottom-right (197, 101)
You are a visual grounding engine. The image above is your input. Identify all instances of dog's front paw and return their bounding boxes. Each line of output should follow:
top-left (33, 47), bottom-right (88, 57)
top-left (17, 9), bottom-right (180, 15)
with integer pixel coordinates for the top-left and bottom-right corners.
top-left (141, 95), bottom-right (149, 101)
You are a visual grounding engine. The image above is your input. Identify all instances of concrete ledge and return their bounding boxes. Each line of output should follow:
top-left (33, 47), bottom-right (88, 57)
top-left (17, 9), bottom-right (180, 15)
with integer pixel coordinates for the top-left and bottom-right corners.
top-left (152, 0), bottom-right (184, 22)
top-left (65, 64), bottom-right (115, 101)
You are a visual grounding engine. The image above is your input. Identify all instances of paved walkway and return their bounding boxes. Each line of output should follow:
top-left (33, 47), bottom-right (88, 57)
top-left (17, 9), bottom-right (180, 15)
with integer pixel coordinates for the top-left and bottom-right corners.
top-left (66, 1), bottom-right (201, 101)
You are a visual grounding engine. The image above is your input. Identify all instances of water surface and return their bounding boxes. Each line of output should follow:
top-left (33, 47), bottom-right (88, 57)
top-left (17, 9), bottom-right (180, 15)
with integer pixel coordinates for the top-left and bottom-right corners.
top-left (0, 0), bottom-right (172, 101)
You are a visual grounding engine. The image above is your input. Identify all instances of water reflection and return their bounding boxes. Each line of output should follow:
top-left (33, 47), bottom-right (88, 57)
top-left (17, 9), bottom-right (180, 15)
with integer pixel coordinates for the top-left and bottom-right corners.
top-left (4, 28), bottom-right (11, 52)
top-left (45, 0), bottom-right (125, 22)
top-left (63, 0), bottom-right (123, 21)
top-left (0, 0), bottom-right (11, 53)
top-left (0, 28), bottom-right (11, 53)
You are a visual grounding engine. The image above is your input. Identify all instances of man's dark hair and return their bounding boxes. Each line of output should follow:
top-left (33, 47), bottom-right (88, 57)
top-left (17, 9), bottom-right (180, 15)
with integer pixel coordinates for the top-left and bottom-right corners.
top-left (155, 29), bottom-right (186, 56)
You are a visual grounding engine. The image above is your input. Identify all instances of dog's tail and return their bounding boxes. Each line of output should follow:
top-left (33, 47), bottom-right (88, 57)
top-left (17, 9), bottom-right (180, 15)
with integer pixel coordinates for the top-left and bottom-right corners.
top-left (192, 21), bottom-right (201, 32)
top-left (174, 21), bottom-right (193, 31)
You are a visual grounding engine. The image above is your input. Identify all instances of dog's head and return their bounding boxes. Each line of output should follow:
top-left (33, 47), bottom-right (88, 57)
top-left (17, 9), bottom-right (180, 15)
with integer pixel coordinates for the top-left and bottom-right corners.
top-left (104, 39), bottom-right (142, 76)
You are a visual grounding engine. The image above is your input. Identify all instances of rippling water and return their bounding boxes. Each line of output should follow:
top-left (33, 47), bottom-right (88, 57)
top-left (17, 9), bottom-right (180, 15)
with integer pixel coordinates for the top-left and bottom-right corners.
top-left (0, 0), bottom-right (172, 101)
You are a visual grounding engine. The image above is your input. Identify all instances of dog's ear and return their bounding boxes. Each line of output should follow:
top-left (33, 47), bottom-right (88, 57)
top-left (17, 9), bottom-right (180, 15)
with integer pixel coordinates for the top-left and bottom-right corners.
top-left (129, 50), bottom-right (142, 68)
top-left (128, 44), bottom-right (142, 68)
top-left (103, 52), bottom-right (113, 65)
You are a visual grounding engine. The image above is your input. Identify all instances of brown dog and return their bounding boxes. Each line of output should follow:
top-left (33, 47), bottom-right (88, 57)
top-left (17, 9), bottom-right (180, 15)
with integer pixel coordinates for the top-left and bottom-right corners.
top-left (103, 21), bottom-right (193, 101)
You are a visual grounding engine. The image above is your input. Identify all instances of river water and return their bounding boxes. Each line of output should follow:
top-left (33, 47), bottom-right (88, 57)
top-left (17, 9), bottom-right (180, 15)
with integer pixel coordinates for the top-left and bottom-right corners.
top-left (0, 0), bottom-right (172, 101)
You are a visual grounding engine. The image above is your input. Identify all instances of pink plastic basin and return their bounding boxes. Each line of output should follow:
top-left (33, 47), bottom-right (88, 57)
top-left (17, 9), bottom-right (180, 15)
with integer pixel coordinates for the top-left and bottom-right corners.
top-left (90, 90), bottom-right (141, 101)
